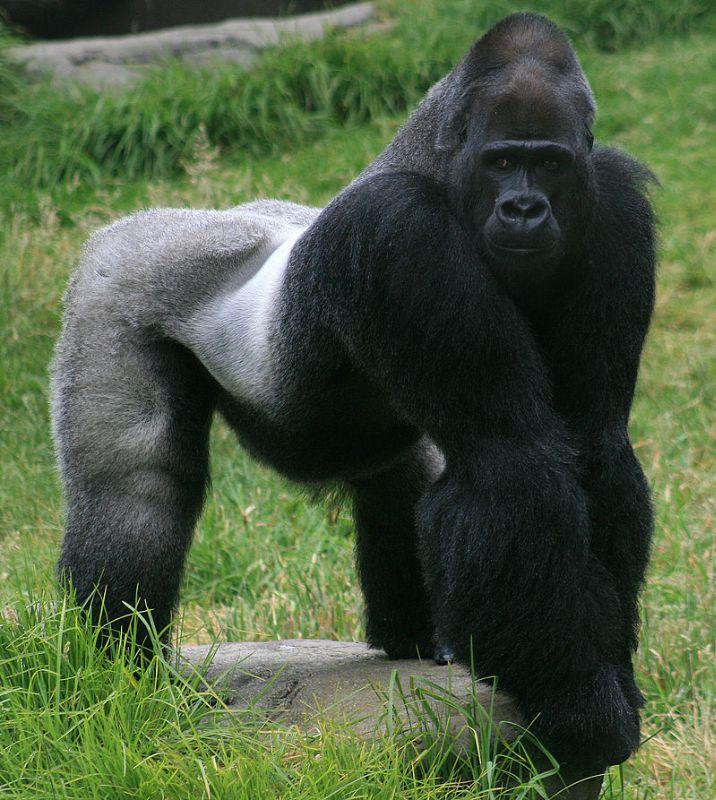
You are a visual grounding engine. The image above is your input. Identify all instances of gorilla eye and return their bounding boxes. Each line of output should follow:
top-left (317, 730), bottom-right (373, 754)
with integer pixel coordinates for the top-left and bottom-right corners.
top-left (495, 157), bottom-right (513, 170)
top-left (542, 159), bottom-right (560, 172)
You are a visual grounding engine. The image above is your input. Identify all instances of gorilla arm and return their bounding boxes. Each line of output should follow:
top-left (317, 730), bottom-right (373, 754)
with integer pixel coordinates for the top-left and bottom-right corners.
top-left (538, 148), bottom-right (656, 673)
top-left (296, 171), bottom-right (640, 770)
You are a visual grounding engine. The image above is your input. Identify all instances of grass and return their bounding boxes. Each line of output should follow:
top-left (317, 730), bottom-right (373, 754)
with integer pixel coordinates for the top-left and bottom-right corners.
top-left (0, 0), bottom-right (713, 215)
top-left (0, 598), bottom-right (571, 799)
top-left (0, 3), bottom-right (714, 799)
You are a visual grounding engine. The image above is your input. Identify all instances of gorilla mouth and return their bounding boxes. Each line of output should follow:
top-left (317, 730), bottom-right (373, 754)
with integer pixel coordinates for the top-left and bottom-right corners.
top-left (487, 240), bottom-right (557, 259)
top-left (493, 244), bottom-right (551, 254)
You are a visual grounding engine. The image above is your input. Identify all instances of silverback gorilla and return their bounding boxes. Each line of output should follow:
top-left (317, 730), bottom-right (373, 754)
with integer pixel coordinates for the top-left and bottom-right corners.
top-left (52, 14), bottom-right (655, 772)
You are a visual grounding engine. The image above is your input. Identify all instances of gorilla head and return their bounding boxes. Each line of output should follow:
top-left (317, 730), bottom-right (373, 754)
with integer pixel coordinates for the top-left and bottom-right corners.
top-left (437, 15), bottom-right (597, 280)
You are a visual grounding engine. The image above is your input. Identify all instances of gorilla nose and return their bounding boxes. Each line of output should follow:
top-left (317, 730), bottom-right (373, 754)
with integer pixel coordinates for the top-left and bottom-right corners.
top-left (496, 194), bottom-right (550, 233)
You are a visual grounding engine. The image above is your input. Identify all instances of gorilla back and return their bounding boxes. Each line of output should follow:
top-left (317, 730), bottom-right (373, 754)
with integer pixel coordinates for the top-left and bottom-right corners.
top-left (53, 13), bottom-right (655, 773)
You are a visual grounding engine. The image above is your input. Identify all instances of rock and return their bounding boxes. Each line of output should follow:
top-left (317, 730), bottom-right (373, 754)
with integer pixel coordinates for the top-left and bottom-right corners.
top-left (181, 639), bottom-right (604, 799)
top-left (0, 1), bottom-right (361, 40)
top-left (7, 2), bottom-right (377, 90)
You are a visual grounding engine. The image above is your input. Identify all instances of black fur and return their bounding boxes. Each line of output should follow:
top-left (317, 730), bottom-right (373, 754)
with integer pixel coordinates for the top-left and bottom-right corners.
top-left (53, 14), bottom-right (655, 773)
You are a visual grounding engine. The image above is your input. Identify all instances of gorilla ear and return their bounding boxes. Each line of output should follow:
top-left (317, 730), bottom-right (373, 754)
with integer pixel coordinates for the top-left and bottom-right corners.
top-left (435, 80), bottom-right (474, 153)
top-left (585, 126), bottom-right (594, 152)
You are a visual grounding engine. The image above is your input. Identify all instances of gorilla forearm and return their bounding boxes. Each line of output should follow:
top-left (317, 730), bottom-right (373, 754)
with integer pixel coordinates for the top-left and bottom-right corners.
top-left (418, 453), bottom-right (621, 670)
top-left (349, 439), bottom-right (443, 659)
top-left (585, 445), bottom-right (653, 655)
top-left (418, 444), bottom-right (644, 767)
top-left (418, 467), bottom-right (640, 767)
top-left (532, 152), bottom-right (656, 664)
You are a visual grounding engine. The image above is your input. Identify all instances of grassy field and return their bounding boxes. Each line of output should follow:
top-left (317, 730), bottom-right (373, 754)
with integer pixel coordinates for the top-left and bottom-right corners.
top-left (0, 3), bottom-right (714, 798)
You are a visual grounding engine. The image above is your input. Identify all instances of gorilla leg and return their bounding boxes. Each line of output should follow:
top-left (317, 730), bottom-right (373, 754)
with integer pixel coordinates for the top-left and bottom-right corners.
top-left (52, 207), bottom-right (304, 643)
top-left (54, 333), bottom-right (216, 642)
top-left (349, 440), bottom-right (442, 659)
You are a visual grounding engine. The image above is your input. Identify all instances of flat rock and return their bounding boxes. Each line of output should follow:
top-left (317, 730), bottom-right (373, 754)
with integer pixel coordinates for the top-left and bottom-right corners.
top-left (181, 639), bottom-right (603, 799)
top-left (8, 2), bottom-right (376, 89)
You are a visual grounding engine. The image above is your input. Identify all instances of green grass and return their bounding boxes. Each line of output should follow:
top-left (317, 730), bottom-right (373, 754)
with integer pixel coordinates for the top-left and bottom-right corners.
top-left (0, 597), bottom-right (572, 799)
top-left (0, 0), bottom-right (713, 216)
top-left (0, 4), bottom-right (714, 799)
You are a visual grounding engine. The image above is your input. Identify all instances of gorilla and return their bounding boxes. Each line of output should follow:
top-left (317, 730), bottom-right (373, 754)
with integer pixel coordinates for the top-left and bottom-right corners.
top-left (52, 14), bottom-right (655, 772)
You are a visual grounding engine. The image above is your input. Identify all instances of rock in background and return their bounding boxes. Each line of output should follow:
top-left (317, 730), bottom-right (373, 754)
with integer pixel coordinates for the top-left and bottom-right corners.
top-left (5, 2), bottom-right (377, 89)
top-left (0, 0), bottom-right (356, 39)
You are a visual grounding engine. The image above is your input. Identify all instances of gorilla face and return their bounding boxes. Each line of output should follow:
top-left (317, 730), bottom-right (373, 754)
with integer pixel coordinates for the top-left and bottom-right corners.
top-left (438, 32), bottom-right (597, 283)
top-left (469, 94), bottom-right (596, 279)
top-left (480, 138), bottom-right (578, 264)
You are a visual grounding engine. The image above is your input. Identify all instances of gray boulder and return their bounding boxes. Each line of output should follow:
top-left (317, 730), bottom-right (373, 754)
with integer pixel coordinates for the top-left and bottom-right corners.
top-left (181, 639), bottom-right (604, 799)
top-left (7, 2), bottom-right (376, 89)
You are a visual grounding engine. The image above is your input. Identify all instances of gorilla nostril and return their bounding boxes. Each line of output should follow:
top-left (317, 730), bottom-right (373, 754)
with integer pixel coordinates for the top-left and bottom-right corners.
top-left (496, 199), bottom-right (522, 224)
top-left (497, 195), bottom-right (550, 230)
top-left (525, 199), bottom-right (548, 221)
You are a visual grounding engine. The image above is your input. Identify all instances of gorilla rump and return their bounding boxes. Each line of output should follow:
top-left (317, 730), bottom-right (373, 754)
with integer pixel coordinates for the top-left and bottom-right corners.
top-left (52, 14), bottom-right (655, 773)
